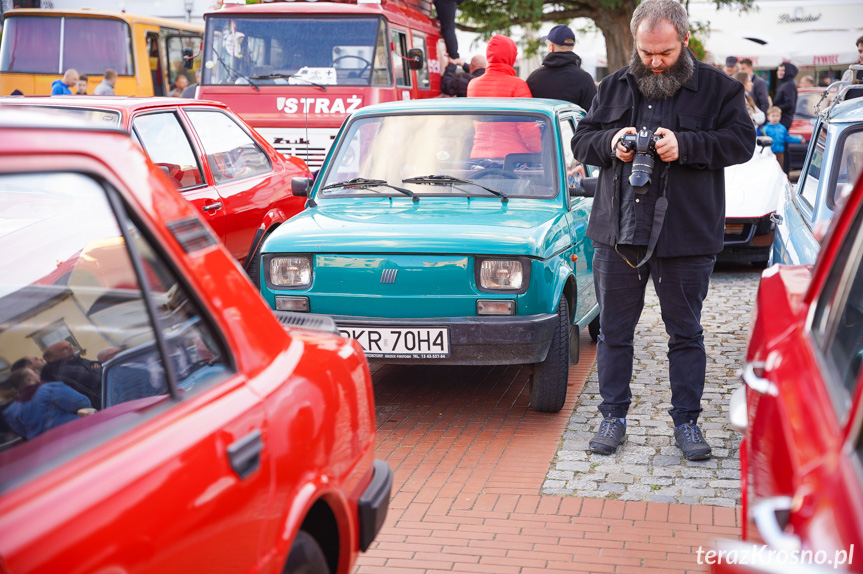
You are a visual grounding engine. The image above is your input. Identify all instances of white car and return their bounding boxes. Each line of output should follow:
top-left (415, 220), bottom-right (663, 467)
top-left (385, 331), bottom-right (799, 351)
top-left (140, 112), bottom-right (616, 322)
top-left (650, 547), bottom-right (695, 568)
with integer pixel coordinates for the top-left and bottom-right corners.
top-left (720, 136), bottom-right (788, 267)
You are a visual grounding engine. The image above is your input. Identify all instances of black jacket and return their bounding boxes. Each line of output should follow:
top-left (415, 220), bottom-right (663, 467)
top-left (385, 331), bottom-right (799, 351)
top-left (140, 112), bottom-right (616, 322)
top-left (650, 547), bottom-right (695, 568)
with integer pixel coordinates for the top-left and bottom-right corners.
top-left (441, 63), bottom-right (484, 97)
top-left (750, 74), bottom-right (770, 121)
top-left (773, 62), bottom-right (799, 130)
top-left (526, 51), bottom-right (597, 111)
top-left (571, 50), bottom-right (756, 257)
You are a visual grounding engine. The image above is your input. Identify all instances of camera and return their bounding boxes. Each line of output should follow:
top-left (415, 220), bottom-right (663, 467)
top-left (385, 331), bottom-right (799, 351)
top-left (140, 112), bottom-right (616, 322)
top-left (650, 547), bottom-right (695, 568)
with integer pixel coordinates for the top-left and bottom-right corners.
top-left (619, 129), bottom-right (663, 193)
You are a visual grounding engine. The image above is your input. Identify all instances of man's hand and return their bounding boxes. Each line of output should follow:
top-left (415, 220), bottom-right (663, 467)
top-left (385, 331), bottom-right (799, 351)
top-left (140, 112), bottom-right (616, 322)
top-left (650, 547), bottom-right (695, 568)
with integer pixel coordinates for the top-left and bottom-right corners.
top-left (653, 127), bottom-right (679, 162)
top-left (612, 127), bottom-right (637, 162)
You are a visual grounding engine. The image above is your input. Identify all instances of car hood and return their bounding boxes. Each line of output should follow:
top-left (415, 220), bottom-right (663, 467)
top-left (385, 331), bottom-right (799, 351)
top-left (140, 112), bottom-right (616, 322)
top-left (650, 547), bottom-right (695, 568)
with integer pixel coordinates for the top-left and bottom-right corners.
top-left (263, 198), bottom-right (574, 258)
top-left (725, 146), bottom-right (788, 218)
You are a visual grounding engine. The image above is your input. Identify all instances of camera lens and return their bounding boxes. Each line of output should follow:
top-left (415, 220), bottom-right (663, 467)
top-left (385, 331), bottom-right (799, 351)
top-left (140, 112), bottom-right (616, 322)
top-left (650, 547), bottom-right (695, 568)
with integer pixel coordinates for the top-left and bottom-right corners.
top-left (629, 153), bottom-right (654, 191)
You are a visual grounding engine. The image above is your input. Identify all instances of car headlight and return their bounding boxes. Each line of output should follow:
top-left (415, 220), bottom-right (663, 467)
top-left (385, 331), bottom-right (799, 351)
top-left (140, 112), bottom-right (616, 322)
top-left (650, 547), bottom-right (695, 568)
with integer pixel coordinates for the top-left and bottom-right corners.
top-left (479, 259), bottom-right (524, 290)
top-left (268, 256), bottom-right (312, 288)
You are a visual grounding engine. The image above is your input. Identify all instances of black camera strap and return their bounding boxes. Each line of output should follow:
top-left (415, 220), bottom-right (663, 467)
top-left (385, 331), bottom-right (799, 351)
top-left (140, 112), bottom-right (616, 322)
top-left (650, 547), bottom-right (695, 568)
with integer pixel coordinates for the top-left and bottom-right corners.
top-left (615, 165), bottom-right (668, 269)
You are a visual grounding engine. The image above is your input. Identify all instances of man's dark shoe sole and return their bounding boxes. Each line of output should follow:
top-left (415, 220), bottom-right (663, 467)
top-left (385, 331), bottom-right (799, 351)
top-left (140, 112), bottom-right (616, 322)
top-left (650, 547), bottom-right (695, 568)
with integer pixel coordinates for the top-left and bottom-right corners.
top-left (681, 449), bottom-right (711, 461)
top-left (589, 435), bottom-right (626, 455)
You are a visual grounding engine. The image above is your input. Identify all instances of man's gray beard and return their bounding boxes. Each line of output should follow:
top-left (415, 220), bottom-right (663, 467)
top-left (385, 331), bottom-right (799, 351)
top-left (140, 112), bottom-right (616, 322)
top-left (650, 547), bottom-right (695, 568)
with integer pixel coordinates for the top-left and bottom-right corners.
top-left (630, 46), bottom-right (695, 100)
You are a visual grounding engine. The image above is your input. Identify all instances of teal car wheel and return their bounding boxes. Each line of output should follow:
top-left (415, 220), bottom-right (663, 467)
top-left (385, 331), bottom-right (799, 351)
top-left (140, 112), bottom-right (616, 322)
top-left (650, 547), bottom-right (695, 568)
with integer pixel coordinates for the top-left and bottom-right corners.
top-left (530, 295), bottom-right (569, 413)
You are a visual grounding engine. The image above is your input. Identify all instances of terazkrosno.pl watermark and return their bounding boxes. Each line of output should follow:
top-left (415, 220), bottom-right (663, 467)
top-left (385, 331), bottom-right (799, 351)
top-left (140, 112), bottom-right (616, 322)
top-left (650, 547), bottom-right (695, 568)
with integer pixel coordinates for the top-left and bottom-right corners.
top-left (696, 545), bottom-right (855, 569)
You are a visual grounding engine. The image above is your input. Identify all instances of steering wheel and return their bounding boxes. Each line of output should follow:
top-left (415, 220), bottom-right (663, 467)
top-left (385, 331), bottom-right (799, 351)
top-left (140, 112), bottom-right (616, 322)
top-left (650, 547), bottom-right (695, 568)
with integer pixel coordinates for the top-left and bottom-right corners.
top-left (332, 55), bottom-right (371, 76)
top-left (470, 167), bottom-right (519, 180)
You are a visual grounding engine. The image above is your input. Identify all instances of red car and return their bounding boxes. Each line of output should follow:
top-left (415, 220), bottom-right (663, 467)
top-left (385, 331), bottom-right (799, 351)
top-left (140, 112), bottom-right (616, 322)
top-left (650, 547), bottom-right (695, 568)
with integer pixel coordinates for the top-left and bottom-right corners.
top-left (0, 96), bottom-right (311, 285)
top-left (715, 172), bottom-right (863, 573)
top-left (0, 110), bottom-right (390, 573)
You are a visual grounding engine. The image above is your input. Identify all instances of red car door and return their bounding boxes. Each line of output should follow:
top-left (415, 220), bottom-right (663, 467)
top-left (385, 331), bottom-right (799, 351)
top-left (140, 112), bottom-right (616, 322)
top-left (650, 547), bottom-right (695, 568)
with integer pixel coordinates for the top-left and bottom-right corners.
top-left (130, 110), bottom-right (228, 241)
top-left (183, 108), bottom-right (300, 264)
top-left (0, 169), bottom-right (271, 572)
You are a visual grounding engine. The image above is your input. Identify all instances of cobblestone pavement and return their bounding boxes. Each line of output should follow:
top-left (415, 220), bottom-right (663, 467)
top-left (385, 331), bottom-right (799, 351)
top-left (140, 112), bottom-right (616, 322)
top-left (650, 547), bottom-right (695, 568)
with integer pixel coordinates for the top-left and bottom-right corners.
top-left (542, 266), bottom-right (761, 507)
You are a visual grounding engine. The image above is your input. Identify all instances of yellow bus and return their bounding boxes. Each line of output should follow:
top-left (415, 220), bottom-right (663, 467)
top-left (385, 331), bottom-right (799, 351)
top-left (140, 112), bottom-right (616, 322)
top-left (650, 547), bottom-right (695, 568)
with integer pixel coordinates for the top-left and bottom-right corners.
top-left (0, 9), bottom-right (203, 96)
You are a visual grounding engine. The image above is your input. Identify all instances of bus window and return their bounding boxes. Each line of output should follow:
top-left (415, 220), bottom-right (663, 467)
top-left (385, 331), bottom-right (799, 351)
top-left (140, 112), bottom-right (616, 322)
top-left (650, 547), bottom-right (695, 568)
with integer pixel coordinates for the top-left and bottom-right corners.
top-left (0, 16), bottom-right (132, 76)
top-left (148, 33), bottom-right (165, 97)
top-left (371, 19), bottom-right (392, 86)
top-left (413, 33), bottom-right (430, 90)
top-left (391, 29), bottom-right (411, 88)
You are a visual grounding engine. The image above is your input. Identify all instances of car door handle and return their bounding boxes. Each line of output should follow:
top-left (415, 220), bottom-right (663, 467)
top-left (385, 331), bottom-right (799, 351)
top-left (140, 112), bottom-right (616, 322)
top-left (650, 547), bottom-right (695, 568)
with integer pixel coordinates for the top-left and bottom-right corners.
top-left (770, 213), bottom-right (783, 225)
top-left (741, 362), bottom-right (778, 396)
top-left (202, 202), bottom-right (223, 213)
top-left (753, 496), bottom-right (800, 552)
top-left (227, 430), bottom-right (262, 480)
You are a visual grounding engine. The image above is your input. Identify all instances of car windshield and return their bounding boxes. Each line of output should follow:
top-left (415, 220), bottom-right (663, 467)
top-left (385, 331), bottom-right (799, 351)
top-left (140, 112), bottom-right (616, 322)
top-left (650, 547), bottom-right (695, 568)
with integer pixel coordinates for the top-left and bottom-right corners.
top-left (203, 16), bottom-right (389, 87)
top-left (795, 91), bottom-right (832, 118)
top-left (319, 113), bottom-right (557, 199)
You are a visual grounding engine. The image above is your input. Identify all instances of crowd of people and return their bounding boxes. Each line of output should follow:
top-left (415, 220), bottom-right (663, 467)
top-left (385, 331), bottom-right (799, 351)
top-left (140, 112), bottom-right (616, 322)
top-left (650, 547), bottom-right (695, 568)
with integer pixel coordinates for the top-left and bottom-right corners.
top-left (0, 342), bottom-right (122, 442)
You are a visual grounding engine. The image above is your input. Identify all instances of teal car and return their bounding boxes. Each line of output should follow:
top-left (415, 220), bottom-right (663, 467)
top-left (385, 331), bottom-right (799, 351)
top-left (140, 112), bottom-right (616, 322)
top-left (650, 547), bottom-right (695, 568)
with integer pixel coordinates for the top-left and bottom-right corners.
top-left (259, 98), bottom-right (599, 413)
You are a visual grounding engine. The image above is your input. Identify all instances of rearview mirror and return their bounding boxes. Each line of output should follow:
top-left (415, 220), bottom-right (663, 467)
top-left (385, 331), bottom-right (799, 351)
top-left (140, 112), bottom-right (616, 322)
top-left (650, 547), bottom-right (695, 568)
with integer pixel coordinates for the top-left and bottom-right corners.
top-left (292, 177), bottom-right (312, 197)
top-left (407, 48), bottom-right (424, 71)
top-left (756, 135), bottom-right (773, 151)
top-left (183, 47), bottom-right (195, 70)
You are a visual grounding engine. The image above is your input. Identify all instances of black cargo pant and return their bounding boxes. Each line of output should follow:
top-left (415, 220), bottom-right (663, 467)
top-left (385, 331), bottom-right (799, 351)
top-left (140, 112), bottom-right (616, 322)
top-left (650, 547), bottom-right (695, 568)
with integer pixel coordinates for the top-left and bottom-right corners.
top-left (592, 242), bottom-right (715, 426)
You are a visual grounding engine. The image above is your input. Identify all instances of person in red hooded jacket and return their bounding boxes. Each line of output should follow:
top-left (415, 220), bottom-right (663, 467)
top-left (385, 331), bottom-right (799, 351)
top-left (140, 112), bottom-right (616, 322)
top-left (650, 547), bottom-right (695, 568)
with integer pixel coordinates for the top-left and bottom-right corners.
top-left (467, 35), bottom-right (538, 158)
top-left (467, 34), bottom-right (532, 97)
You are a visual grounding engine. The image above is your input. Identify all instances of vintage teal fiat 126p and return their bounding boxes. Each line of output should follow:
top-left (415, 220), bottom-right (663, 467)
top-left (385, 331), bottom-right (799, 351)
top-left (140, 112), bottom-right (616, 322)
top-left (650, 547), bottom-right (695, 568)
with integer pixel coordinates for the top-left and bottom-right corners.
top-left (258, 98), bottom-right (599, 413)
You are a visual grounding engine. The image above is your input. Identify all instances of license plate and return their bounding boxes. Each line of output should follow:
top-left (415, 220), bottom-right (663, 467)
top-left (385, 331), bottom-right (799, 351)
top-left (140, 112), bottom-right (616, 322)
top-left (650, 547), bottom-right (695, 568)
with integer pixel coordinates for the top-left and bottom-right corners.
top-left (338, 326), bottom-right (450, 358)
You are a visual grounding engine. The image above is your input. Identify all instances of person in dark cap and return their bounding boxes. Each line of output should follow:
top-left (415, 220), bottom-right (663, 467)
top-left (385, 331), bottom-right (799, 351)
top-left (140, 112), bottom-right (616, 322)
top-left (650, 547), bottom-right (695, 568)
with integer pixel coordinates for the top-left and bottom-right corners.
top-left (724, 56), bottom-right (739, 76)
top-left (526, 24), bottom-right (597, 111)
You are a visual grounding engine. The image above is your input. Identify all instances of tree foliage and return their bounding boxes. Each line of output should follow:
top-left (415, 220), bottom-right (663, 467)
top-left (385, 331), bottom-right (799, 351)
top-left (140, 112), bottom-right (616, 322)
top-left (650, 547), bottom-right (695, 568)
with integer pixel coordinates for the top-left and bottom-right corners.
top-left (457, 0), bottom-right (755, 73)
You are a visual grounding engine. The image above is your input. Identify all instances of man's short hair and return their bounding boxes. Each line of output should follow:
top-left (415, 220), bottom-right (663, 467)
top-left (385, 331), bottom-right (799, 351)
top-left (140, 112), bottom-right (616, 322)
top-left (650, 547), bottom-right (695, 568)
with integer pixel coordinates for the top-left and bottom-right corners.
top-left (631, 0), bottom-right (689, 41)
top-left (104, 69), bottom-right (117, 81)
top-left (857, 34), bottom-right (863, 48)
top-left (739, 58), bottom-right (753, 68)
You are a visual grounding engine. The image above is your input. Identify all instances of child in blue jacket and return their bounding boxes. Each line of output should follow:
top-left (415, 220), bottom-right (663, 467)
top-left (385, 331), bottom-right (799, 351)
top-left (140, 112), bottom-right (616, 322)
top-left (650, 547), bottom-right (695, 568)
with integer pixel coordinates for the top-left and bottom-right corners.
top-left (763, 106), bottom-right (803, 170)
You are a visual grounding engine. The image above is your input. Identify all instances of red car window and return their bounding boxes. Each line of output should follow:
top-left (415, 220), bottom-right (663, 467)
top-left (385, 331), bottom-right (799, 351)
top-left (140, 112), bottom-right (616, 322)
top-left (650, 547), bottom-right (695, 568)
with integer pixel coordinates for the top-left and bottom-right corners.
top-left (186, 110), bottom-right (271, 183)
top-left (0, 172), bottom-right (231, 486)
top-left (132, 112), bottom-right (205, 189)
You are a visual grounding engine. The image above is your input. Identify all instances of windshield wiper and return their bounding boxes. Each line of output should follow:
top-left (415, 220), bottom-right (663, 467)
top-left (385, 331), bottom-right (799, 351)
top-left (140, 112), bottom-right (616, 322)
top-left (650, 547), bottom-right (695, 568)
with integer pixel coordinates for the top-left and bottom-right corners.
top-left (248, 73), bottom-right (327, 92)
top-left (402, 175), bottom-right (508, 203)
top-left (321, 178), bottom-right (419, 202)
top-left (214, 52), bottom-right (260, 91)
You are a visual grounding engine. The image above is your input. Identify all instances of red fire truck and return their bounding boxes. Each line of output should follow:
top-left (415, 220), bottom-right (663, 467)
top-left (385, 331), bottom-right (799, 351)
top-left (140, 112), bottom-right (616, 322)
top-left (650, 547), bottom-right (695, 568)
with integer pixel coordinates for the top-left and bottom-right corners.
top-left (198, 0), bottom-right (443, 170)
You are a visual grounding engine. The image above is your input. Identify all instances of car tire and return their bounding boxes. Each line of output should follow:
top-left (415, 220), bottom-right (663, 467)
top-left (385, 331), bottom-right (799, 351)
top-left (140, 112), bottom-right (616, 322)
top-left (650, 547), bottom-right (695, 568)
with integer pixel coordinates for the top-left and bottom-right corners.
top-left (283, 531), bottom-right (328, 574)
top-left (246, 232), bottom-right (269, 290)
top-left (530, 295), bottom-right (569, 413)
top-left (588, 315), bottom-right (600, 342)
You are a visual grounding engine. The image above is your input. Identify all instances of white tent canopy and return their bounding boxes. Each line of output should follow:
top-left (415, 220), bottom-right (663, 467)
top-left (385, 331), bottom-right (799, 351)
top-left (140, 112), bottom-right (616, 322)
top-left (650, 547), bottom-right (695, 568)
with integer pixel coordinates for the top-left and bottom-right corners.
top-left (693, 0), bottom-right (863, 70)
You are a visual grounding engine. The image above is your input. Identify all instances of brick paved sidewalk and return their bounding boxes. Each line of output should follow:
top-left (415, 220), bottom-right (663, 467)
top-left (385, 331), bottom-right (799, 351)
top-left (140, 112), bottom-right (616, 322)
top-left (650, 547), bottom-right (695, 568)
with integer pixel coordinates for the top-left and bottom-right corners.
top-left (543, 270), bottom-right (760, 506)
top-left (356, 270), bottom-right (751, 574)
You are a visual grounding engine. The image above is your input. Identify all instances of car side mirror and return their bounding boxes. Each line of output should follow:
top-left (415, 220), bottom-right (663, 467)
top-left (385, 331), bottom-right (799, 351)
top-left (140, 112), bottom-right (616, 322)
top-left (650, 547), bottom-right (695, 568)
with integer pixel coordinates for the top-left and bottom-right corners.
top-left (407, 48), bottom-right (424, 71)
top-left (756, 135), bottom-right (773, 151)
top-left (292, 177), bottom-right (312, 197)
top-left (183, 47), bottom-right (195, 70)
top-left (570, 176), bottom-right (597, 198)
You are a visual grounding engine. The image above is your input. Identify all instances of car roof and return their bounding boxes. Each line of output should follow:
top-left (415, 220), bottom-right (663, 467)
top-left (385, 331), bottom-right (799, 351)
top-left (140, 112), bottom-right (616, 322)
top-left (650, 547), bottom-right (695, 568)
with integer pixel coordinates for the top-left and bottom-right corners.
top-left (827, 94), bottom-right (863, 123)
top-left (0, 96), bottom-right (232, 115)
top-left (348, 98), bottom-right (584, 118)
top-left (0, 105), bottom-right (127, 133)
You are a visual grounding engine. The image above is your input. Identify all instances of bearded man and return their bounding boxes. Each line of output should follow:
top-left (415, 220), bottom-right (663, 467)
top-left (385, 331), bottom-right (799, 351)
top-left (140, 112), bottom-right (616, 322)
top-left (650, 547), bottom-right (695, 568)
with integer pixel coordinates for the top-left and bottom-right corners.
top-left (571, 0), bottom-right (754, 461)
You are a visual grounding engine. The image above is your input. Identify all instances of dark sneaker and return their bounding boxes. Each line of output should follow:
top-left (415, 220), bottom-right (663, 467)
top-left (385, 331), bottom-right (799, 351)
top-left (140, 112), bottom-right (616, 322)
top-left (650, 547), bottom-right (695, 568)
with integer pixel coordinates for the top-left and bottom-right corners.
top-left (674, 421), bottom-right (712, 460)
top-left (589, 417), bottom-right (626, 455)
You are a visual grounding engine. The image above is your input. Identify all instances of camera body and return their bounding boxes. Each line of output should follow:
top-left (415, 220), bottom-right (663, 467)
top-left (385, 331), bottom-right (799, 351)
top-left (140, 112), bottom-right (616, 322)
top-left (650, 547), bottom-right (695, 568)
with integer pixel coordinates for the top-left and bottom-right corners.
top-left (619, 129), bottom-right (663, 192)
